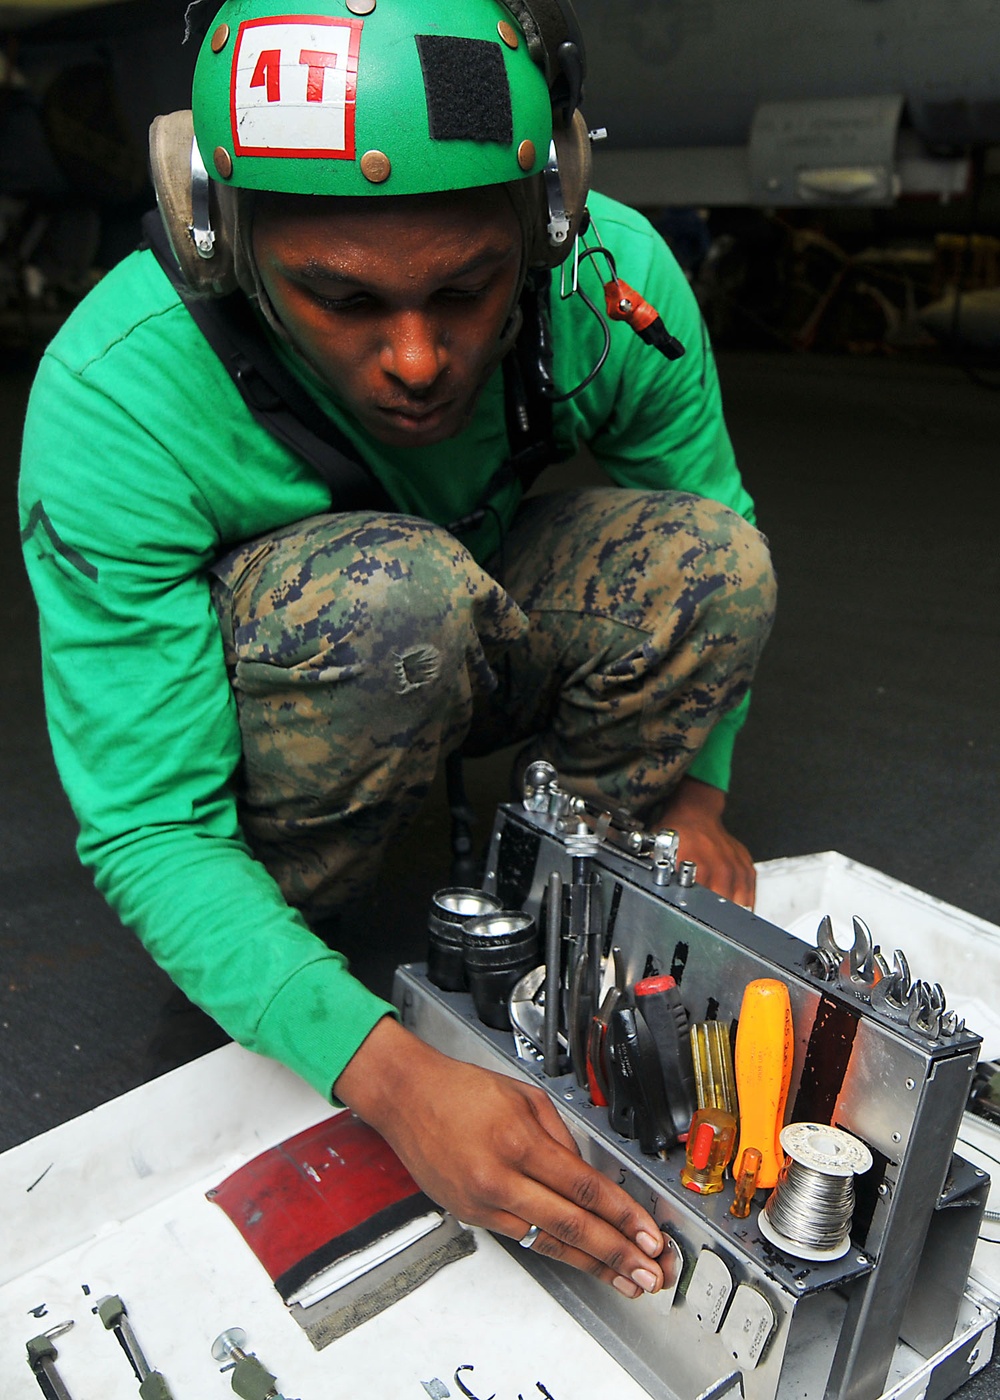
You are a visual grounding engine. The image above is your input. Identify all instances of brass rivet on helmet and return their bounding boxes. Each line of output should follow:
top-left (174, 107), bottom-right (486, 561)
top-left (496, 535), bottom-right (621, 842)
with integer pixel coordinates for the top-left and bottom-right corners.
top-left (214, 146), bottom-right (234, 179)
top-left (497, 20), bottom-right (518, 48)
top-left (360, 150), bottom-right (392, 184)
top-left (210, 23), bottom-right (230, 54)
top-left (347, 0), bottom-right (376, 12)
top-left (517, 139), bottom-right (536, 172)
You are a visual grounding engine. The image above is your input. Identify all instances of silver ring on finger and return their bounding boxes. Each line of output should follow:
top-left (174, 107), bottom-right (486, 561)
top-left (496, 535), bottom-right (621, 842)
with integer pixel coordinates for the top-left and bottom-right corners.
top-left (519, 1224), bottom-right (541, 1250)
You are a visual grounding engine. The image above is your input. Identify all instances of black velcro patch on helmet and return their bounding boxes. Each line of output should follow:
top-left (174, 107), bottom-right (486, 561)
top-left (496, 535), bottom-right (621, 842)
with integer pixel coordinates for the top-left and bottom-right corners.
top-left (415, 35), bottom-right (513, 145)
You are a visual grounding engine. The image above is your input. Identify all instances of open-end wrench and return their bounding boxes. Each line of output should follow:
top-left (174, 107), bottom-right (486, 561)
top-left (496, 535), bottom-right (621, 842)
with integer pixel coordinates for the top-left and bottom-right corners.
top-left (871, 958), bottom-right (965, 1039)
top-left (908, 981), bottom-right (936, 1038)
top-left (805, 915), bottom-right (884, 994)
top-left (802, 915), bottom-right (840, 981)
top-left (869, 950), bottom-right (913, 1019)
top-left (908, 980), bottom-right (947, 1040)
top-left (845, 917), bottom-right (877, 983)
top-left (940, 1009), bottom-right (966, 1038)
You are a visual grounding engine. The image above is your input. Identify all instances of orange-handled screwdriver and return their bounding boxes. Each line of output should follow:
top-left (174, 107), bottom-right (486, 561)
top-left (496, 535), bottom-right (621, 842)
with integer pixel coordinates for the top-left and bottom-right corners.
top-left (734, 978), bottom-right (794, 1190)
top-left (730, 1146), bottom-right (763, 1218)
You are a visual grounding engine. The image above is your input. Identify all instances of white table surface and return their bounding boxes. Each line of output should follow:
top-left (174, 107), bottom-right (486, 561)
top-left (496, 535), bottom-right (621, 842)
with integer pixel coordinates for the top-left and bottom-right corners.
top-left (0, 1042), bottom-right (651, 1400)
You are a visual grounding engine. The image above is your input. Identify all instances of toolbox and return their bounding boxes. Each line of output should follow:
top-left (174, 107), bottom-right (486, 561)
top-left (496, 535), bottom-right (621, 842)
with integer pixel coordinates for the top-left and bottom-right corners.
top-left (394, 775), bottom-right (1000, 1400)
top-left (4, 817), bottom-right (998, 1397)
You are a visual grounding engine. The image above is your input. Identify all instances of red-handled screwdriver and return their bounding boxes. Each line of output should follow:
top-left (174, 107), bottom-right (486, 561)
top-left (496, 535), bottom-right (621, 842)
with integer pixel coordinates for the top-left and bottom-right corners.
top-left (681, 1107), bottom-right (737, 1194)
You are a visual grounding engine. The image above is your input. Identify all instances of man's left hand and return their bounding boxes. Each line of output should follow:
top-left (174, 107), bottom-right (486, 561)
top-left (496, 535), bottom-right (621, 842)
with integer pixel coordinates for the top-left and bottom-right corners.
top-left (655, 776), bottom-right (755, 908)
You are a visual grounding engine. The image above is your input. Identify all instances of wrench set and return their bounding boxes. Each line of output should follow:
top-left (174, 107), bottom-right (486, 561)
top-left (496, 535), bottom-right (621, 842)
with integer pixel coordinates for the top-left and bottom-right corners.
top-left (395, 767), bottom-right (999, 1400)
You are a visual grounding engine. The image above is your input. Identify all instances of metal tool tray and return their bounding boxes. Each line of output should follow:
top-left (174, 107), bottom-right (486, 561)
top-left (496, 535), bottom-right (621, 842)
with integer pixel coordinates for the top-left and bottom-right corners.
top-left (394, 800), bottom-right (1000, 1400)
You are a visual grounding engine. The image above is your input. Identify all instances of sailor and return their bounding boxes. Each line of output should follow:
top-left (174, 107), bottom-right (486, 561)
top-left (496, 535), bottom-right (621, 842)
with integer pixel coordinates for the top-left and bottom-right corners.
top-left (19, 0), bottom-right (775, 1296)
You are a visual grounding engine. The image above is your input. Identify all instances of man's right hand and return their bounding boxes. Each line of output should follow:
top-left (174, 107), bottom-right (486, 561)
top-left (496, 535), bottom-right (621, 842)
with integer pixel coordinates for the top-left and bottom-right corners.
top-left (334, 1016), bottom-right (668, 1299)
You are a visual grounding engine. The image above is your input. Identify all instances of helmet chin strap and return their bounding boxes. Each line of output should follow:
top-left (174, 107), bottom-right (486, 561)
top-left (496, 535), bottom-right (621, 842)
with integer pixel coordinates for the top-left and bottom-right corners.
top-left (232, 183), bottom-right (537, 406)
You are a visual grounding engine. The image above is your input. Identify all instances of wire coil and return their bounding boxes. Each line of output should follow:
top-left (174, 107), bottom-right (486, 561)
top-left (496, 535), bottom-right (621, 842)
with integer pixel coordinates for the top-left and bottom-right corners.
top-left (758, 1123), bottom-right (873, 1261)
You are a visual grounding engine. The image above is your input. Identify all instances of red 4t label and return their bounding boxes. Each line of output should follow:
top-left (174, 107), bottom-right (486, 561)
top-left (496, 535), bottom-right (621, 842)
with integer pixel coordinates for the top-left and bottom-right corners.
top-left (231, 16), bottom-right (363, 159)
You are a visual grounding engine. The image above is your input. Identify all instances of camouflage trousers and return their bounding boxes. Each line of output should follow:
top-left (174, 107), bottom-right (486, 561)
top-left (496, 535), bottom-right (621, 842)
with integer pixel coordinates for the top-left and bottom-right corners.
top-left (210, 488), bottom-right (776, 917)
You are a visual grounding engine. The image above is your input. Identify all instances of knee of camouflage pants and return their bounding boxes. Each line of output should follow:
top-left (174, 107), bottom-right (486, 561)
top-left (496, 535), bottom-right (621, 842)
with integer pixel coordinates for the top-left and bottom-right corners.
top-left (465, 487), bottom-right (777, 817)
top-left (209, 512), bottom-right (527, 915)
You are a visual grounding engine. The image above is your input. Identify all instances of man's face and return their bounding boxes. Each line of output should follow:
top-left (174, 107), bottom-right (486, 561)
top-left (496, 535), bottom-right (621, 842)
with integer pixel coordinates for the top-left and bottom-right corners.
top-left (252, 187), bottom-right (522, 448)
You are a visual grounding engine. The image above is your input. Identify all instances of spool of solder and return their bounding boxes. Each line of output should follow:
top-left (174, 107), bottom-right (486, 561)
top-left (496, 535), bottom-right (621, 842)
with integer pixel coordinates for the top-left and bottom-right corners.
top-left (758, 1122), bottom-right (873, 1260)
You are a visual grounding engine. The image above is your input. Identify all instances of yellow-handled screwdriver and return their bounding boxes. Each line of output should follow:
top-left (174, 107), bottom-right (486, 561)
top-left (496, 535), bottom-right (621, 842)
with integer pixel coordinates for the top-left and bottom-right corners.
top-left (734, 978), bottom-right (794, 1190)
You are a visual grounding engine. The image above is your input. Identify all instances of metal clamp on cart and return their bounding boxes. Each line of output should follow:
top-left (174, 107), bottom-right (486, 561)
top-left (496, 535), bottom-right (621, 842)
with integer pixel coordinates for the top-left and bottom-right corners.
top-left (393, 764), bottom-right (999, 1400)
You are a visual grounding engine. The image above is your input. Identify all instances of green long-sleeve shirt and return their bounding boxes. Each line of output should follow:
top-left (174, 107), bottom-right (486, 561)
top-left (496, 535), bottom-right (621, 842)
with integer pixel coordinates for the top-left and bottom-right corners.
top-left (19, 191), bottom-right (753, 1098)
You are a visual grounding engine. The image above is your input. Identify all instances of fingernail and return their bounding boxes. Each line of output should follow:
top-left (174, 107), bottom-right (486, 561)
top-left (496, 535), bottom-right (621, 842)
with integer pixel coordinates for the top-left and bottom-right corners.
top-left (613, 1275), bottom-right (642, 1299)
top-left (631, 1267), bottom-right (659, 1293)
top-left (636, 1230), bottom-right (661, 1255)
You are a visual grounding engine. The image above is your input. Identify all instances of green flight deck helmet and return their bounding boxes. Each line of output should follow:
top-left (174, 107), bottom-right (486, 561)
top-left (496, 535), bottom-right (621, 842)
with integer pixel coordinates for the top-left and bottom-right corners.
top-left (149, 0), bottom-right (591, 297)
top-left (192, 0), bottom-right (553, 196)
